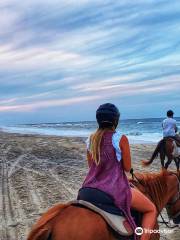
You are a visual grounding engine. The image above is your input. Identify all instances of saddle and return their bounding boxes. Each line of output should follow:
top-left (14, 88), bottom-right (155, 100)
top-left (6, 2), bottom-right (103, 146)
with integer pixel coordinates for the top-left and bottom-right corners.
top-left (71, 187), bottom-right (134, 237)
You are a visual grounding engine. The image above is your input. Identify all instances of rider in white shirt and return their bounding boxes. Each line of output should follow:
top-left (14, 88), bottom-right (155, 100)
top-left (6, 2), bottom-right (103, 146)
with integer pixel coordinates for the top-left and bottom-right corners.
top-left (162, 110), bottom-right (180, 144)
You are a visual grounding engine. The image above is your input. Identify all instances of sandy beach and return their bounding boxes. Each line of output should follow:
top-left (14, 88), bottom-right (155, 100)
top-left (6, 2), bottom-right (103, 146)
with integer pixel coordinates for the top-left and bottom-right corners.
top-left (0, 131), bottom-right (179, 240)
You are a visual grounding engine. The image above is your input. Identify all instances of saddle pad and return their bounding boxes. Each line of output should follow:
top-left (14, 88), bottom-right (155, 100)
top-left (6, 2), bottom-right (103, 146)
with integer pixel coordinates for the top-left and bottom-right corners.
top-left (69, 200), bottom-right (133, 236)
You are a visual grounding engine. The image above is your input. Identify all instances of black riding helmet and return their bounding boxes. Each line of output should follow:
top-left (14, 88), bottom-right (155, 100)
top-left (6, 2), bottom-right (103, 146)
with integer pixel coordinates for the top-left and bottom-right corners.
top-left (96, 103), bottom-right (120, 129)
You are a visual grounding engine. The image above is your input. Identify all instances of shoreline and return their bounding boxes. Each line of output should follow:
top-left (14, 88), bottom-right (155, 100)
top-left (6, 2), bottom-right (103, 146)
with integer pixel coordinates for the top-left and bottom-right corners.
top-left (0, 131), bottom-right (178, 240)
top-left (0, 128), bottom-right (157, 145)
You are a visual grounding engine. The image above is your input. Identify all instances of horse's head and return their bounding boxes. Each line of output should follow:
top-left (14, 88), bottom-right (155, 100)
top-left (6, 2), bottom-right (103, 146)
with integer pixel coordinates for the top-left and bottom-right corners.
top-left (165, 172), bottom-right (180, 224)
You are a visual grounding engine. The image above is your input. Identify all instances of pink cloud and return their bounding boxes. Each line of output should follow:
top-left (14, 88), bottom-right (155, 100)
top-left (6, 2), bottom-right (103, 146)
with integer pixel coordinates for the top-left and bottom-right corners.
top-left (0, 95), bottom-right (101, 112)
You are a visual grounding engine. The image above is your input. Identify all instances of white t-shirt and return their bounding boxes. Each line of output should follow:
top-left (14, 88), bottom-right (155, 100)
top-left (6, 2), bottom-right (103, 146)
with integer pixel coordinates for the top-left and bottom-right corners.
top-left (162, 117), bottom-right (177, 137)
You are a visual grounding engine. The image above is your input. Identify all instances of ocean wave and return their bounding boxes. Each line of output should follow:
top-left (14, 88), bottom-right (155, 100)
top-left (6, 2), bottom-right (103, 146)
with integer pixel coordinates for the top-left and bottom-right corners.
top-left (1, 126), bottom-right (91, 137)
top-left (1, 118), bottom-right (168, 143)
top-left (136, 121), bottom-right (144, 124)
top-left (1, 127), bottom-right (163, 144)
top-left (127, 132), bottom-right (142, 136)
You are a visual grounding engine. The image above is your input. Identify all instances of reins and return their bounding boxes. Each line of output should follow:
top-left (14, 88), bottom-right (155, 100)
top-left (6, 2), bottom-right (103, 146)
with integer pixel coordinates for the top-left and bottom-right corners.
top-left (130, 169), bottom-right (179, 229)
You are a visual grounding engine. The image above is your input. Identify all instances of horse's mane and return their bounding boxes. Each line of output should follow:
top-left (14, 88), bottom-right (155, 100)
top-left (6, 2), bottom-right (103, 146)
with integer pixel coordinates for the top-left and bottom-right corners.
top-left (131, 171), bottom-right (171, 210)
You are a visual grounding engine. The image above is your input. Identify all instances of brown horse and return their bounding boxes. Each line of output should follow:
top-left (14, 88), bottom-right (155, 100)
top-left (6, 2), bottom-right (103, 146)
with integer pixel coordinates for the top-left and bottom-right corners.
top-left (142, 138), bottom-right (180, 171)
top-left (27, 171), bottom-right (179, 240)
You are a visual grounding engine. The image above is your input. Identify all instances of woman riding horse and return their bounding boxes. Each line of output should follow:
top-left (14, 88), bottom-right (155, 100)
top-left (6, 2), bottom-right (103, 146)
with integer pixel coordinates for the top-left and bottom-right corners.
top-left (77, 103), bottom-right (156, 240)
top-left (27, 170), bottom-right (180, 240)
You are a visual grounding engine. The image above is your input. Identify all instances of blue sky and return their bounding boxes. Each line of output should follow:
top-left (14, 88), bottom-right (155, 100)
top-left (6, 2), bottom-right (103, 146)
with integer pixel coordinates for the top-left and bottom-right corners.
top-left (0, 0), bottom-right (180, 124)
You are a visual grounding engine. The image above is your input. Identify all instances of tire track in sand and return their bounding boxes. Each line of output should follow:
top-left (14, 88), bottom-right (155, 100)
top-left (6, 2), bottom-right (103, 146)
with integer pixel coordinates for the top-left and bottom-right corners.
top-left (0, 144), bottom-right (18, 240)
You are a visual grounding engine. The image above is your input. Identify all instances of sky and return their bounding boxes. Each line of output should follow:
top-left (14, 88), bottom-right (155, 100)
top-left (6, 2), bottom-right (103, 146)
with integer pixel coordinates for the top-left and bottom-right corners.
top-left (0, 0), bottom-right (180, 124)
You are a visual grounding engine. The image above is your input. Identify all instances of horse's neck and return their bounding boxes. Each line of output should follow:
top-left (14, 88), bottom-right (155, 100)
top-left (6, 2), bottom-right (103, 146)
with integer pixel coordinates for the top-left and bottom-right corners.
top-left (133, 173), bottom-right (175, 211)
top-left (150, 173), bottom-right (178, 211)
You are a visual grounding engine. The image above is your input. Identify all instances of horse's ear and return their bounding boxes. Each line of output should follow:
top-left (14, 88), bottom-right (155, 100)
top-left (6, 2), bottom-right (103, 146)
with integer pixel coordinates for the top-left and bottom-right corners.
top-left (27, 227), bottom-right (51, 240)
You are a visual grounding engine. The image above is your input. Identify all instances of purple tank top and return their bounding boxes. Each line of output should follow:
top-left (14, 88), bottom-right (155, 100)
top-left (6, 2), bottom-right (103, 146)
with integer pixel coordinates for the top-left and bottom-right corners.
top-left (82, 131), bottom-right (137, 238)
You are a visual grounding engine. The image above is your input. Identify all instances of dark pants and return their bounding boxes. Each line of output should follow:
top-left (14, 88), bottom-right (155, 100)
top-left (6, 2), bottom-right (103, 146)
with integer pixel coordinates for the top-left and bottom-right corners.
top-left (77, 187), bottom-right (123, 215)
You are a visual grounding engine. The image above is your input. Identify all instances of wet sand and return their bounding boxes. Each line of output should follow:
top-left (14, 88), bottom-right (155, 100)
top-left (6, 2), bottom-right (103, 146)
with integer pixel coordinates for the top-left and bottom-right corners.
top-left (0, 131), bottom-right (179, 240)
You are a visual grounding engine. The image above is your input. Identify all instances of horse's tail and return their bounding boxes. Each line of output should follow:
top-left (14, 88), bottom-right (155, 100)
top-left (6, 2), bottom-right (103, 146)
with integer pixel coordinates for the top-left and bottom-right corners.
top-left (142, 139), bottom-right (165, 166)
top-left (27, 203), bottom-right (70, 240)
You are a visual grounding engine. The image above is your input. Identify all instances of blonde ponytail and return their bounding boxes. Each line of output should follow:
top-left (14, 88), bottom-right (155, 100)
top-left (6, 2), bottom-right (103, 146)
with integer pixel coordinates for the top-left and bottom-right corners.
top-left (89, 127), bottom-right (115, 165)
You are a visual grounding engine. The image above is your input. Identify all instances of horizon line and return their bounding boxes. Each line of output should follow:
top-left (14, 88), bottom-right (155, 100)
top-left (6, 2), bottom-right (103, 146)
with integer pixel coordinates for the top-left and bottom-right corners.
top-left (2, 116), bottom-right (180, 126)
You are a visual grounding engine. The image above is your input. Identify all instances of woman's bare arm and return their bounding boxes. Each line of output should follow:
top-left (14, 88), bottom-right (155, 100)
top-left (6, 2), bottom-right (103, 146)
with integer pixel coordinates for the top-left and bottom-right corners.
top-left (120, 135), bottom-right (132, 172)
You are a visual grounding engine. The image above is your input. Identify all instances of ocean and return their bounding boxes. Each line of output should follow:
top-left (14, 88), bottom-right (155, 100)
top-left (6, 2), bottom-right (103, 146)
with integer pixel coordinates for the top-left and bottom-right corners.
top-left (1, 118), bottom-right (180, 144)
